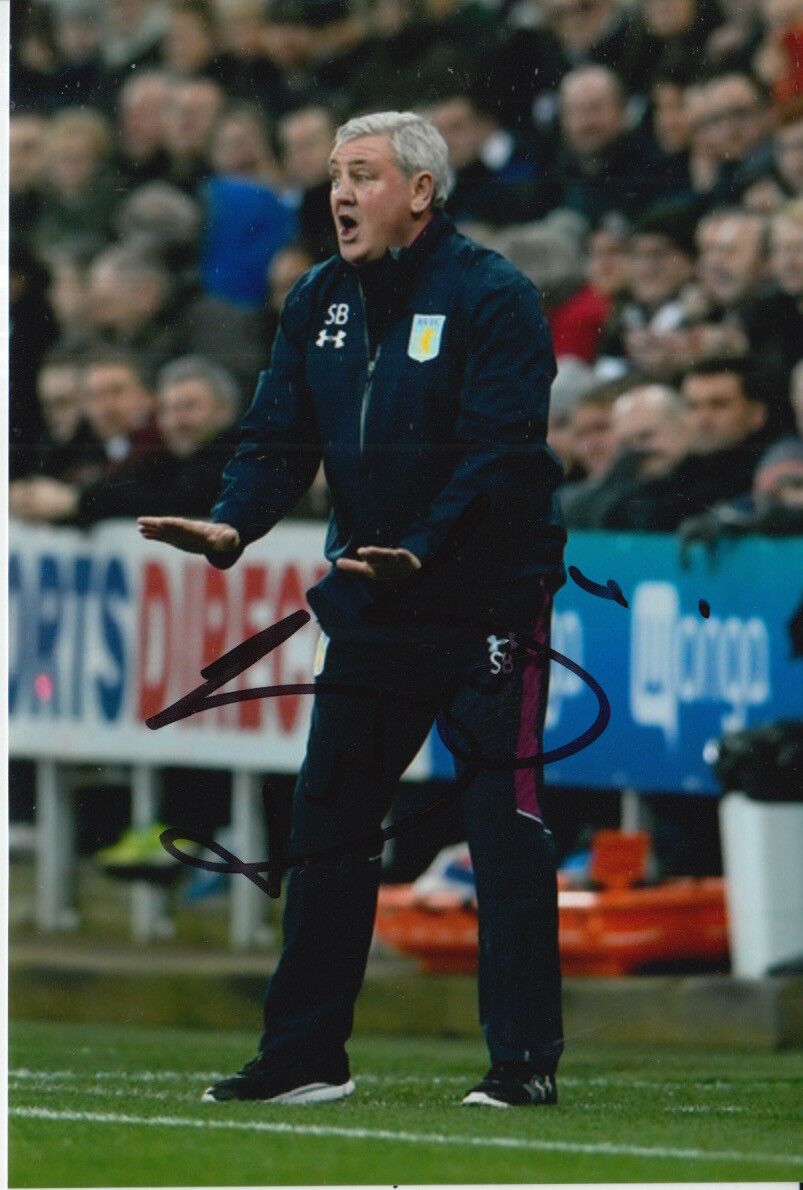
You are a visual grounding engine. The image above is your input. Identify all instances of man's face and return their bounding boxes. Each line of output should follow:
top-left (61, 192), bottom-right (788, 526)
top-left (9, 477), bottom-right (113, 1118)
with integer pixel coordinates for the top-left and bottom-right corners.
top-left (164, 81), bottom-right (223, 156)
top-left (697, 216), bottom-right (766, 305)
top-left (560, 74), bottom-right (624, 157)
top-left (121, 77), bottom-right (168, 159)
top-left (428, 98), bottom-right (487, 171)
top-left (268, 246), bottom-right (313, 312)
top-left (777, 120), bottom-right (803, 191)
top-left (694, 77), bottom-right (767, 164)
top-left (644, 0), bottom-right (695, 36)
top-left (571, 401), bottom-right (617, 477)
top-left (627, 234), bottom-right (692, 308)
top-left (771, 216), bottom-right (803, 298)
top-left (612, 389), bottom-right (689, 477)
top-left (280, 109), bottom-right (335, 189)
top-left (588, 229), bottom-right (628, 295)
top-left (211, 115), bottom-right (271, 179)
top-left (329, 134), bottom-right (430, 265)
top-left (682, 372), bottom-right (766, 452)
top-left (10, 115), bottom-right (47, 193)
top-left (652, 82), bottom-right (689, 153)
top-left (88, 263), bottom-right (158, 335)
top-left (84, 364), bottom-right (153, 441)
top-left (157, 379), bottom-right (231, 457)
top-left (37, 365), bottom-right (84, 444)
top-left (49, 131), bottom-right (98, 196)
top-left (544, 0), bottom-right (613, 53)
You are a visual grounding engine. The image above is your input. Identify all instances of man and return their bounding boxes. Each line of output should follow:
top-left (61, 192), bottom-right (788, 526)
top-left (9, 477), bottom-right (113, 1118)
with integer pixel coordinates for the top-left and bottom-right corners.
top-left (277, 105), bottom-right (339, 260)
top-left (10, 347), bottom-right (162, 522)
top-left (427, 93), bottom-right (550, 225)
top-left (555, 66), bottom-right (664, 223)
top-left (567, 384), bottom-right (691, 529)
top-left (628, 357), bottom-right (778, 530)
top-left (140, 111), bottom-right (565, 1109)
top-left (597, 204), bottom-right (697, 379)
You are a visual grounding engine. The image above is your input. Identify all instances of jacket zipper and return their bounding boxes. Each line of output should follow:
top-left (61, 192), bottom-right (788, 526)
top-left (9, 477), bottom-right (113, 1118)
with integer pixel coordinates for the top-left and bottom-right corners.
top-left (357, 280), bottom-right (380, 455)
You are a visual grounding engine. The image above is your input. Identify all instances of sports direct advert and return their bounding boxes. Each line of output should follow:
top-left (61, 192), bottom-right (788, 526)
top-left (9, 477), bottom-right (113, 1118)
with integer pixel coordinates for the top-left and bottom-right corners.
top-left (9, 522), bottom-right (803, 793)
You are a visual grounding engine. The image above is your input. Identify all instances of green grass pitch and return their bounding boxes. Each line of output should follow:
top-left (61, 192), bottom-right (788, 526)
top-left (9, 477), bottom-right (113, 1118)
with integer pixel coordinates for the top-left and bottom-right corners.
top-left (8, 1020), bottom-right (803, 1185)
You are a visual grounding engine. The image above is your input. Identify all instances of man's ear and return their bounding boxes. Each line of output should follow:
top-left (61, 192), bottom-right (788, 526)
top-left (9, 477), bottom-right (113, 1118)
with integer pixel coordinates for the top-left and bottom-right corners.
top-left (411, 170), bottom-right (435, 214)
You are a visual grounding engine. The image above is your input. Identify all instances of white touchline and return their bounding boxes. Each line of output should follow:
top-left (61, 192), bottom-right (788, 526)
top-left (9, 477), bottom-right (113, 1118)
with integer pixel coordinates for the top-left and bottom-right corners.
top-left (8, 1106), bottom-right (802, 1166)
top-left (9, 1068), bottom-right (800, 1092)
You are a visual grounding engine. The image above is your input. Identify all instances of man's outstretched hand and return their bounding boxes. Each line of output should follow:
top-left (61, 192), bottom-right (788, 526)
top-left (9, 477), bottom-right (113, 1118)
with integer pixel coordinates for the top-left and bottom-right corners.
top-left (137, 516), bottom-right (241, 555)
top-left (336, 546), bottom-right (421, 582)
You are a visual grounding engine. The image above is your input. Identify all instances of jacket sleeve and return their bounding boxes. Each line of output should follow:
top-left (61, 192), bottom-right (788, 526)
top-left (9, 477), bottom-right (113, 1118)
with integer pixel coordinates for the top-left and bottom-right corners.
top-left (398, 274), bottom-right (558, 566)
top-left (205, 294), bottom-right (321, 569)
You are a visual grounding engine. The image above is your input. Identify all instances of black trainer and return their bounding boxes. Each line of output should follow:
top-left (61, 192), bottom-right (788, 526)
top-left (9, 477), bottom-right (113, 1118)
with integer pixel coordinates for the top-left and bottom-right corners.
top-left (461, 1062), bottom-right (558, 1107)
top-left (202, 1053), bottom-right (355, 1105)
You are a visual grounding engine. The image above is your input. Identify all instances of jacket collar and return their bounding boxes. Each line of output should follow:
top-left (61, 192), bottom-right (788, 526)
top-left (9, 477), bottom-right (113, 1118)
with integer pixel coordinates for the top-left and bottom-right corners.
top-left (340, 210), bottom-right (453, 284)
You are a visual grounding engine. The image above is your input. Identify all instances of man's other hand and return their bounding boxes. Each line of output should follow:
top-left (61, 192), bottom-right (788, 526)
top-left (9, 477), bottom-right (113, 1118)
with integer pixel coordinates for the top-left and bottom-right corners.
top-left (336, 546), bottom-right (421, 582)
top-left (137, 516), bottom-right (241, 555)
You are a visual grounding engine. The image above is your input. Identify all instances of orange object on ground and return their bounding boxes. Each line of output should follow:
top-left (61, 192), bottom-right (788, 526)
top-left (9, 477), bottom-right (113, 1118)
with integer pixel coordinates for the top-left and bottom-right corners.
top-left (374, 833), bottom-right (729, 976)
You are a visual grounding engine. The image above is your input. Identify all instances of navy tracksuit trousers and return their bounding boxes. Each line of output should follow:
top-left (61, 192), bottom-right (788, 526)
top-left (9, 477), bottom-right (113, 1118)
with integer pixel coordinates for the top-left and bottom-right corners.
top-left (260, 586), bottom-right (564, 1076)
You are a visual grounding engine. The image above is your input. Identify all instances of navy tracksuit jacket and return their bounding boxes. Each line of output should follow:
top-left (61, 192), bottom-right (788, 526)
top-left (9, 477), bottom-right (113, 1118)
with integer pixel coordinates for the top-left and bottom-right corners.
top-left (207, 212), bottom-right (566, 1075)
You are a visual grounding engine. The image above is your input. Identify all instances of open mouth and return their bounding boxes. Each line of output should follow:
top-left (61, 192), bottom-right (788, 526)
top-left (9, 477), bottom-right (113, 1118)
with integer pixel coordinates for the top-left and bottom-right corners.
top-left (337, 213), bottom-right (359, 240)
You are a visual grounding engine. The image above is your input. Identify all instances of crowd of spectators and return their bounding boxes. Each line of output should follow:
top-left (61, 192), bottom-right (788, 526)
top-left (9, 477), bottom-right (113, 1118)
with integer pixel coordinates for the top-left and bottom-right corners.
top-left (9, 0), bottom-right (802, 879)
top-left (9, 0), bottom-right (803, 540)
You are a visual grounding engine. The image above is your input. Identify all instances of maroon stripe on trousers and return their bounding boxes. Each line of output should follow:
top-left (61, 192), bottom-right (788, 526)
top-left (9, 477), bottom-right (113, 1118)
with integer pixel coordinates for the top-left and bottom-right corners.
top-left (514, 587), bottom-right (553, 821)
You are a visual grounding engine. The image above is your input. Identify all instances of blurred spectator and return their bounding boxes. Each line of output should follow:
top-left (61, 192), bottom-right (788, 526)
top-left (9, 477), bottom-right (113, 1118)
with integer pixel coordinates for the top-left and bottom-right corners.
top-left (43, 238), bottom-right (99, 351)
top-left (116, 70), bottom-right (172, 188)
top-left (32, 108), bottom-right (119, 254)
top-left (563, 379), bottom-right (621, 480)
top-left (546, 357), bottom-right (599, 480)
top-left (556, 66), bottom-right (664, 222)
top-left (642, 0), bottom-right (722, 68)
top-left (209, 102), bottom-right (283, 184)
top-left (199, 170), bottom-right (295, 306)
top-left (115, 182), bottom-right (202, 275)
top-left (679, 437), bottom-right (803, 545)
top-left (212, 0), bottom-right (288, 110)
top-left (598, 203), bottom-right (697, 377)
top-left (264, 241), bottom-right (315, 344)
top-left (792, 358), bottom-right (803, 433)
top-left (428, 94), bottom-right (551, 225)
top-left (49, 0), bottom-right (116, 111)
top-left (9, 113), bottom-right (48, 244)
top-left (775, 115), bottom-right (803, 194)
top-left (87, 246), bottom-right (190, 371)
top-left (278, 105), bottom-right (338, 259)
top-left (10, 347), bottom-right (162, 522)
top-left (75, 355), bottom-right (241, 526)
top-left (10, 353), bottom-right (238, 527)
top-left (501, 213), bottom-right (611, 362)
top-left (9, 238), bottom-right (59, 480)
top-left (11, 0), bottom-right (59, 111)
top-left (587, 213), bottom-right (631, 300)
top-left (692, 72), bottom-right (774, 201)
top-left (626, 357), bottom-right (778, 529)
top-left (163, 76), bottom-right (225, 194)
top-left (562, 383), bottom-right (690, 526)
top-left (101, 0), bottom-right (169, 74)
top-left (31, 347), bottom-right (108, 485)
top-left (161, 0), bottom-right (222, 78)
top-left (753, 0), bottom-right (803, 105)
top-left (541, 0), bottom-right (655, 96)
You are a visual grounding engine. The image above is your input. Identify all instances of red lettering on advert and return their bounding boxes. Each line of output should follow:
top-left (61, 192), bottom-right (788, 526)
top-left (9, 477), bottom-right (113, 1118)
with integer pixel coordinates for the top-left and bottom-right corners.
top-left (239, 564), bottom-right (270, 730)
top-left (136, 562), bottom-right (172, 722)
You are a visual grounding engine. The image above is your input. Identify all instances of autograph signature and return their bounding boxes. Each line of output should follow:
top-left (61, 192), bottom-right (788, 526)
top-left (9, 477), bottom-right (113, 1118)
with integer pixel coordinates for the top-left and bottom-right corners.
top-left (144, 491), bottom-right (714, 896)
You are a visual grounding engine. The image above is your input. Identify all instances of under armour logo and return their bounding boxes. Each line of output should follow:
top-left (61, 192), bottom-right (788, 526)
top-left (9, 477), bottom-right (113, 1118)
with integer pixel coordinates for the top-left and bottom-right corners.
top-left (316, 328), bottom-right (346, 349)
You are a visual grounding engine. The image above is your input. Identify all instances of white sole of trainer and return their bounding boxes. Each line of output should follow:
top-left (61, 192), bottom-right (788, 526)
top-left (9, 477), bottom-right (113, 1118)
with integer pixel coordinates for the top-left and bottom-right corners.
top-left (461, 1091), bottom-right (511, 1108)
top-left (202, 1079), bottom-right (356, 1105)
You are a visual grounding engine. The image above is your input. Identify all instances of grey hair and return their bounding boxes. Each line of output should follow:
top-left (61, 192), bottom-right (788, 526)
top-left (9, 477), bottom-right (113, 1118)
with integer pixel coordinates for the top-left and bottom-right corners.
top-left (157, 355), bottom-right (241, 410)
top-left (333, 111), bottom-right (452, 209)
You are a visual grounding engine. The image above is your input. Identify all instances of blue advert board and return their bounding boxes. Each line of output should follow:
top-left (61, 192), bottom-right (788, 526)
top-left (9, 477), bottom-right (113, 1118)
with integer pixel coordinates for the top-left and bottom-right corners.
top-left (430, 533), bottom-right (803, 795)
